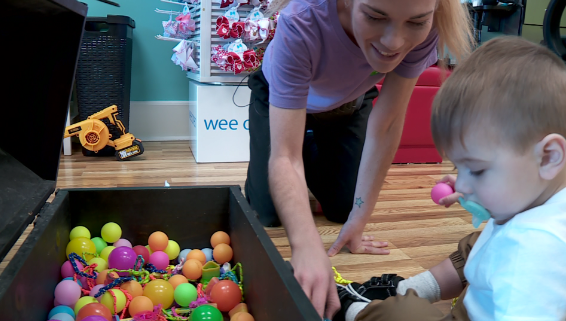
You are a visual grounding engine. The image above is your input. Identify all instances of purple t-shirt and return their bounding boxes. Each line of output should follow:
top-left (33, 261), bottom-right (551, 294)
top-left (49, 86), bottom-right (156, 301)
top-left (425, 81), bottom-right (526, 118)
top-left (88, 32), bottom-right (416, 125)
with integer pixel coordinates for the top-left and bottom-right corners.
top-left (262, 0), bottom-right (439, 113)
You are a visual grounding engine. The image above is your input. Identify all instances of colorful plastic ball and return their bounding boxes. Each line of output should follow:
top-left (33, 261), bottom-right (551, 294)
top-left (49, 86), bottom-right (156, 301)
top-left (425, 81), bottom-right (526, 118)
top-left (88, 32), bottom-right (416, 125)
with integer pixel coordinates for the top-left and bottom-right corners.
top-left (54, 279), bottom-right (82, 306)
top-left (143, 279), bottom-right (174, 309)
top-left (168, 274), bottom-right (188, 289)
top-left (186, 249), bottom-right (206, 265)
top-left (210, 231), bottom-right (231, 248)
top-left (228, 303), bottom-right (248, 317)
top-left (74, 296), bottom-right (98, 315)
top-left (128, 296), bottom-right (154, 317)
top-left (148, 231), bottom-right (169, 252)
top-left (189, 305), bottom-right (223, 321)
top-left (62, 277), bottom-right (82, 288)
top-left (108, 246), bottom-right (137, 276)
top-left (182, 259), bottom-right (203, 280)
top-left (210, 280), bottom-right (242, 312)
top-left (231, 312), bottom-right (255, 321)
top-left (81, 316), bottom-right (109, 321)
top-left (66, 237), bottom-right (97, 261)
top-left (148, 251), bottom-right (170, 271)
top-left (431, 182), bottom-right (455, 205)
top-left (146, 245), bottom-right (154, 255)
top-left (54, 297), bottom-right (62, 306)
top-left (61, 259), bottom-right (82, 278)
top-left (88, 257), bottom-right (108, 273)
top-left (49, 313), bottom-right (74, 321)
top-left (201, 248), bottom-right (213, 262)
top-left (179, 249), bottom-right (191, 263)
top-left (100, 289), bottom-right (126, 314)
top-left (70, 226), bottom-right (91, 240)
top-left (164, 240), bottom-right (180, 260)
top-left (120, 280), bottom-right (143, 298)
top-left (89, 284), bottom-right (105, 298)
top-left (133, 245), bottom-right (150, 263)
top-left (99, 246), bottom-right (116, 261)
top-left (114, 238), bottom-right (132, 248)
top-left (75, 302), bottom-right (112, 321)
top-left (101, 222), bottom-right (122, 243)
top-left (91, 237), bottom-right (107, 254)
top-left (213, 243), bottom-right (233, 264)
top-left (174, 283), bottom-right (197, 307)
top-left (96, 269), bottom-right (109, 285)
top-left (48, 305), bottom-right (75, 319)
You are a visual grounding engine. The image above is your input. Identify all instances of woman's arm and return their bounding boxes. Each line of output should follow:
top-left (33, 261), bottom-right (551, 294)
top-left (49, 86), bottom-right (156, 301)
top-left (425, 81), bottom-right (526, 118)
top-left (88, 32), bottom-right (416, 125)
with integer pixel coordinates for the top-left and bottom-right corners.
top-left (328, 71), bottom-right (419, 255)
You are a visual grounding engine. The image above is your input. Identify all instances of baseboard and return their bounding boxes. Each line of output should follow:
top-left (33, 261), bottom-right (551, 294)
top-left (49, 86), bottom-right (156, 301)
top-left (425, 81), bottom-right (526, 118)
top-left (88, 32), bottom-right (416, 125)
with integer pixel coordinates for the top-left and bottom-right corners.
top-left (129, 101), bottom-right (196, 141)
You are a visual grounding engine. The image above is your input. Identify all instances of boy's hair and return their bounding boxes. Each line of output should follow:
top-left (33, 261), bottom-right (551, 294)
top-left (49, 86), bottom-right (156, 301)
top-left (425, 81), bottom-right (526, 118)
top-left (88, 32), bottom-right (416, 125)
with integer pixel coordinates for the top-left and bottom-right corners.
top-left (431, 36), bottom-right (566, 157)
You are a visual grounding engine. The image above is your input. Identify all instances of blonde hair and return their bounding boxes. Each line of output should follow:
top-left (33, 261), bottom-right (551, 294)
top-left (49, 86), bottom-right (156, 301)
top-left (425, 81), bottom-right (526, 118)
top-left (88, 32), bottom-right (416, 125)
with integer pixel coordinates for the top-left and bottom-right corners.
top-left (431, 36), bottom-right (566, 156)
top-left (265, 0), bottom-right (475, 65)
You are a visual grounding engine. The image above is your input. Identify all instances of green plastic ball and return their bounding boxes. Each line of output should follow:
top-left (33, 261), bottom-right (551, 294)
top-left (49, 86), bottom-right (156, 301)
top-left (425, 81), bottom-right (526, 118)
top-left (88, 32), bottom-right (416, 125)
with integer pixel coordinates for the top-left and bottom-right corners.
top-left (189, 305), bottom-right (223, 321)
top-left (91, 237), bottom-right (107, 254)
top-left (174, 283), bottom-right (197, 307)
top-left (70, 226), bottom-right (91, 240)
top-left (101, 222), bottom-right (122, 243)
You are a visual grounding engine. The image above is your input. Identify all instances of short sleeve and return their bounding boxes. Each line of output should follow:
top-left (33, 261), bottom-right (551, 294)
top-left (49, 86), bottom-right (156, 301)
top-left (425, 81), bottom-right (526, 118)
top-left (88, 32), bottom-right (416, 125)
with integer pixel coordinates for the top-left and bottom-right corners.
top-left (393, 28), bottom-right (439, 79)
top-left (490, 228), bottom-right (566, 320)
top-left (264, 14), bottom-right (313, 109)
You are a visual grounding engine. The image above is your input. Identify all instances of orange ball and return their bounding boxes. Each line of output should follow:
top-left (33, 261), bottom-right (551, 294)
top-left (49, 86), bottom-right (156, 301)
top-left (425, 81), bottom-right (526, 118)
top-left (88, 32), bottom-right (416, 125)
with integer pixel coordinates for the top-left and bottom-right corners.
top-left (210, 231), bottom-right (231, 248)
top-left (186, 249), bottom-right (206, 265)
top-left (182, 259), bottom-right (203, 280)
top-left (120, 280), bottom-right (143, 298)
top-left (96, 269), bottom-right (109, 285)
top-left (231, 312), bottom-right (255, 321)
top-left (213, 243), bottom-right (233, 264)
top-left (148, 231), bottom-right (169, 252)
top-left (128, 296), bottom-right (154, 317)
top-left (210, 280), bottom-right (242, 312)
top-left (168, 274), bottom-right (189, 289)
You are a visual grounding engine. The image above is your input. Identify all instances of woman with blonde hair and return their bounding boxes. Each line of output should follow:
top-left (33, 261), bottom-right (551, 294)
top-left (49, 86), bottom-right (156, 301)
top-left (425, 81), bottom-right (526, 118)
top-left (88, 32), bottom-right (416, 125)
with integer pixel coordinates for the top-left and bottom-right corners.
top-left (243, 0), bottom-right (474, 318)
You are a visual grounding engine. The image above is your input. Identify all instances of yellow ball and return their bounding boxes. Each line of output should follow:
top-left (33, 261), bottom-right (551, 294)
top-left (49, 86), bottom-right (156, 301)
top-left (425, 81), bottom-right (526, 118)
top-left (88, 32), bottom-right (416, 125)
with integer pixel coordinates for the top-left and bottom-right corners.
top-left (146, 245), bottom-right (154, 255)
top-left (88, 257), bottom-right (108, 272)
top-left (101, 222), bottom-right (122, 243)
top-left (143, 279), bottom-right (174, 309)
top-left (70, 226), bottom-right (91, 240)
top-left (100, 289), bottom-right (127, 314)
top-left (164, 240), bottom-right (180, 260)
top-left (74, 296), bottom-right (98, 315)
top-left (66, 237), bottom-right (97, 261)
top-left (100, 246), bottom-right (116, 262)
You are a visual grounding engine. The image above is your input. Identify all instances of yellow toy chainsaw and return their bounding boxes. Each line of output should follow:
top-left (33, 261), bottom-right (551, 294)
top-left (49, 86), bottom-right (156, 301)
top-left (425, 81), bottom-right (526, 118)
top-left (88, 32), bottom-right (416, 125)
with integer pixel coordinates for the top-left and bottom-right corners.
top-left (64, 105), bottom-right (144, 161)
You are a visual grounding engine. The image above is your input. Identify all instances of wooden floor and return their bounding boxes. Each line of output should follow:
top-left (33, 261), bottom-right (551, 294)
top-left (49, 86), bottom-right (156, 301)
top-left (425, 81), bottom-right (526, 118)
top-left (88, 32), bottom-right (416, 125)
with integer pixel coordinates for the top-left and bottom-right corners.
top-left (1, 141), bottom-right (482, 314)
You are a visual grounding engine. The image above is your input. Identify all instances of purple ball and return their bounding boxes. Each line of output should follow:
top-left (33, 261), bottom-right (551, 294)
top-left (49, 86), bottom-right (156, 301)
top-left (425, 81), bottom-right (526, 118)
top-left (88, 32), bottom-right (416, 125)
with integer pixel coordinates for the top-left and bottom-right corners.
top-left (81, 316), bottom-right (109, 321)
top-left (148, 251), bottom-right (170, 270)
top-left (89, 284), bottom-right (105, 300)
top-left (113, 238), bottom-right (132, 248)
top-left (54, 280), bottom-right (82, 306)
top-left (107, 246), bottom-right (137, 276)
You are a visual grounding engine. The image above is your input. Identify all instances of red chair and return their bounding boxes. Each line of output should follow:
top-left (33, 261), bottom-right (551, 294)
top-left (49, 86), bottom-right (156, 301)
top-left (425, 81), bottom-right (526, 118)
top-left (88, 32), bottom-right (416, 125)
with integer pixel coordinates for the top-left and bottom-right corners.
top-left (374, 65), bottom-right (451, 164)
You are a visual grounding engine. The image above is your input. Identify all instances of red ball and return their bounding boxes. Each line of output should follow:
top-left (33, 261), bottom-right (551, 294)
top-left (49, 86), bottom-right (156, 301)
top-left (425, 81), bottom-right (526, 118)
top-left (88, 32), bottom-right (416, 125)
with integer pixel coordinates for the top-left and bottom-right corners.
top-left (132, 245), bottom-right (150, 263)
top-left (209, 280), bottom-right (242, 312)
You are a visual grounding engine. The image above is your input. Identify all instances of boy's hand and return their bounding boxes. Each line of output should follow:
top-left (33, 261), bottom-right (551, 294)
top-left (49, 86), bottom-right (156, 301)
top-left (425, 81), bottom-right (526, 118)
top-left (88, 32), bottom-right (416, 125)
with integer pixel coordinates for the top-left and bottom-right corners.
top-left (436, 175), bottom-right (463, 208)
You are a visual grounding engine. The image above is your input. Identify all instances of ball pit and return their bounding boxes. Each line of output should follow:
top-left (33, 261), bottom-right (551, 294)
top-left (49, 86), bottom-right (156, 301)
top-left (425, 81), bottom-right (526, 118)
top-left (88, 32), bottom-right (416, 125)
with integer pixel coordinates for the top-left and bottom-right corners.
top-left (49, 222), bottom-right (248, 321)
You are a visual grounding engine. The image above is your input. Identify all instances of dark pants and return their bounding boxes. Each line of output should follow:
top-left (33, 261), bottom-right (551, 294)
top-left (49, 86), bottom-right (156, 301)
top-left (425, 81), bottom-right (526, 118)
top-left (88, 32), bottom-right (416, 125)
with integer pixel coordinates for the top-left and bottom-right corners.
top-left (244, 66), bottom-right (379, 227)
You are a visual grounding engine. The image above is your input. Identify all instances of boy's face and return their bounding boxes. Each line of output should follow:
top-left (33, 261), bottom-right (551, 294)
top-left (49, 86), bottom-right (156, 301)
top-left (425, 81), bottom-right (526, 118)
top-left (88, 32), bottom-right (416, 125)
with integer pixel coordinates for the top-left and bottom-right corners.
top-left (446, 130), bottom-right (544, 225)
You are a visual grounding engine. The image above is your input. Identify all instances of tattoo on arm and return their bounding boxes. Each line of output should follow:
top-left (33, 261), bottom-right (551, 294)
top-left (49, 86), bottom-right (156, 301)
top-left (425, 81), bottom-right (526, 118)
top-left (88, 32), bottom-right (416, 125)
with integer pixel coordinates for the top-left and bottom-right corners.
top-left (355, 197), bottom-right (364, 208)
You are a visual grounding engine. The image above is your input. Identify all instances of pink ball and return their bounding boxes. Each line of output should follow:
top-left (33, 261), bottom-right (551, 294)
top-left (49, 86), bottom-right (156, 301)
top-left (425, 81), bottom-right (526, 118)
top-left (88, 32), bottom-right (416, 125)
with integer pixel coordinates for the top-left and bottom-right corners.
top-left (107, 246), bottom-right (137, 276)
top-left (132, 245), bottom-right (150, 263)
top-left (114, 238), bottom-right (132, 248)
top-left (60, 260), bottom-right (81, 278)
top-left (54, 280), bottom-right (82, 306)
top-left (89, 284), bottom-right (105, 300)
top-left (148, 251), bottom-right (169, 270)
top-left (431, 182), bottom-right (455, 205)
top-left (79, 275), bottom-right (90, 290)
top-left (54, 297), bottom-right (62, 307)
top-left (82, 316), bottom-right (109, 321)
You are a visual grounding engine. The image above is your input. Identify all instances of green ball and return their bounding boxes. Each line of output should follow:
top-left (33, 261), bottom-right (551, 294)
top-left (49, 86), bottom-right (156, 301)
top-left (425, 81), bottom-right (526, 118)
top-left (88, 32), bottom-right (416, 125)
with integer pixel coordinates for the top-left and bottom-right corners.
top-left (70, 226), bottom-right (90, 240)
top-left (174, 283), bottom-right (197, 307)
top-left (101, 222), bottom-right (122, 243)
top-left (91, 237), bottom-right (107, 254)
top-left (189, 305), bottom-right (223, 321)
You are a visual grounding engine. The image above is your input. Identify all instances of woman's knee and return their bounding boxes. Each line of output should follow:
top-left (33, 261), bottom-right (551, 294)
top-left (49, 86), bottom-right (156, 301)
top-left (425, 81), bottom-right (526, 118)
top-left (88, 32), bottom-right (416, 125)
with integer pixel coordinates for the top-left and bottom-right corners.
top-left (321, 197), bottom-right (352, 223)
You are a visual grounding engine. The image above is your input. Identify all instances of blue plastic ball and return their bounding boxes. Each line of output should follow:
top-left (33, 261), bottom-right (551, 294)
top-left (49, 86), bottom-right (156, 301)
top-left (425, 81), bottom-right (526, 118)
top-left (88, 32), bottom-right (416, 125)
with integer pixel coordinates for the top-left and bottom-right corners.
top-left (48, 305), bottom-right (75, 319)
top-left (201, 248), bottom-right (213, 262)
top-left (179, 249), bottom-right (192, 264)
top-left (49, 312), bottom-right (74, 321)
top-left (62, 277), bottom-right (82, 288)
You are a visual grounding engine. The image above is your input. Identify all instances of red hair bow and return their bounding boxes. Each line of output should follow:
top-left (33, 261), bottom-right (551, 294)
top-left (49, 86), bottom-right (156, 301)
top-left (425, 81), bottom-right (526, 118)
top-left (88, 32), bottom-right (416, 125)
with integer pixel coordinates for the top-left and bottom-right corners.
top-left (216, 16), bottom-right (245, 39)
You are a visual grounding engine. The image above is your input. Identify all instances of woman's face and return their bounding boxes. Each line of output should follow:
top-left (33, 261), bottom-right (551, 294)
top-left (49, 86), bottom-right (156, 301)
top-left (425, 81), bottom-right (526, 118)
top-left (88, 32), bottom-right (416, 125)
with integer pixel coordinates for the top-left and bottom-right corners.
top-left (350, 0), bottom-right (437, 73)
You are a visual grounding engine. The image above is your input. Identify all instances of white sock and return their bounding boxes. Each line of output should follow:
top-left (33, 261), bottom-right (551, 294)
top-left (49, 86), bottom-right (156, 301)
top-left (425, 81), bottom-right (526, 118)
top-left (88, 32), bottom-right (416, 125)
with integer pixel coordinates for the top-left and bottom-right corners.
top-left (396, 270), bottom-right (441, 303)
top-left (346, 302), bottom-right (369, 321)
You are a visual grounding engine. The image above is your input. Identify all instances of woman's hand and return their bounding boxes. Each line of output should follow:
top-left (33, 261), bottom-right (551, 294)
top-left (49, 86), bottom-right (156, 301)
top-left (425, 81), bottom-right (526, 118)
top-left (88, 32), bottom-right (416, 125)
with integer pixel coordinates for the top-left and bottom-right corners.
top-left (327, 218), bottom-right (390, 256)
top-left (437, 175), bottom-right (463, 207)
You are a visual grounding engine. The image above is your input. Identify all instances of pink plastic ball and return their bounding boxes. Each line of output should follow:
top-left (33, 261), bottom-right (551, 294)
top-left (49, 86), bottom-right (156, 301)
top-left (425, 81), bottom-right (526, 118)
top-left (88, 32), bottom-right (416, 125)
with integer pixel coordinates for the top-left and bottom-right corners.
top-left (431, 182), bottom-right (455, 205)
top-left (54, 280), bottom-right (82, 306)
top-left (54, 297), bottom-right (62, 307)
top-left (148, 251), bottom-right (170, 270)
top-left (114, 238), bottom-right (132, 248)
top-left (89, 284), bottom-right (105, 300)
top-left (132, 245), bottom-right (150, 263)
top-left (79, 275), bottom-right (90, 290)
top-left (82, 316), bottom-right (109, 321)
top-left (60, 260), bottom-right (81, 278)
top-left (107, 246), bottom-right (137, 276)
